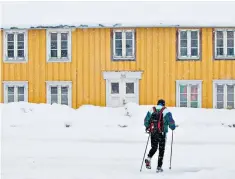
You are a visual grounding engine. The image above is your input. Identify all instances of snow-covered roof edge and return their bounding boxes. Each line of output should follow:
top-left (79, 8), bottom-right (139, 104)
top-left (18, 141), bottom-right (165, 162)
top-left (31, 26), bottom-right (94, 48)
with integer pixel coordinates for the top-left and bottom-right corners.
top-left (2, 23), bottom-right (235, 30)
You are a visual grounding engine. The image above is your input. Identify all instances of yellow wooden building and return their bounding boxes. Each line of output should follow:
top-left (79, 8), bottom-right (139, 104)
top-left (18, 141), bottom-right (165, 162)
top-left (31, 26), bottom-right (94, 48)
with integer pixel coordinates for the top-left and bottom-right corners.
top-left (1, 27), bottom-right (235, 109)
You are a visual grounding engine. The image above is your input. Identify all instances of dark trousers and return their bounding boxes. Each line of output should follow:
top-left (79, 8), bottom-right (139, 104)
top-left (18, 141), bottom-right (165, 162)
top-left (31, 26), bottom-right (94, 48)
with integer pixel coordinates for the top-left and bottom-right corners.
top-left (147, 132), bottom-right (166, 168)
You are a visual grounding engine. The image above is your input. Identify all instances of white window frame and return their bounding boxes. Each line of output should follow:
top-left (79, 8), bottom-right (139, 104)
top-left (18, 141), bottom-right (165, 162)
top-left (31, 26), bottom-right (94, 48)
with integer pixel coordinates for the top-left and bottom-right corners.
top-left (113, 29), bottom-right (135, 60)
top-left (214, 29), bottom-right (235, 59)
top-left (46, 29), bottom-right (72, 62)
top-left (176, 80), bottom-right (202, 108)
top-left (3, 81), bottom-right (28, 103)
top-left (178, 29), bottom-right (200, 60)
top-left (3, 30), bottom-right (28, 63)
top-left (213, 80), bottom-right (235, 108)
top-left (46, 81), bottom-right (72, 107)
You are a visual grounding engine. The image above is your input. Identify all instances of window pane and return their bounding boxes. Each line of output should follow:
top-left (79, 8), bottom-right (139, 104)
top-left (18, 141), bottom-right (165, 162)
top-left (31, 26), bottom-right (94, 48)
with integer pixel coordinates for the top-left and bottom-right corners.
top-left (7, 34), bottom-right (14, 41)
top-left (217, 94), bottom-right (224, 101)
top-left (18, 34), bottom-right (24, 41)
top-left (191, 31), bottom-right (198, 39)
top-left (61, 41), bottom-right (67, 49)
top-left (217, 39), bottom-right (223, 47)
top-left (191, 85), bottom-right (198, 93)
top-left (191, 40), bottom-right (198, 47)
top-left (227, 48), bottom-right (234, 55)
top-left (51, 50), bottom-right (57, 57)
top-left (227, 39), bottom-right (234, 47)
top-left (180, 94), bottom-right (187, 102)
top-left (216, 48), bottom-right (224, 56)
top-left (180, 40), bottom-right (187, 47)
top-left (8, 95), bottom-right (14, 103)
top-left (61, 50), bottom-right (68, 57)
top-left (191, 94), bottom-right (198, 101)
top-left (126, 48), bottom-right (133, 56)
top-left (217, 102), bottom-right (224, 109)
top-left (17, 42), bottom-right (24, 50)
top-left (8, 42), bottom-right (14, 49)
top-left (111, 83), bottom-right (119, 94)
top-left (126, 83), bottom-right (134, 94)
top-left (180, 48), bottom-right (187, 56)
top-left (51, 95), bottom-right (58, 104)
top-left (51, 41), bottom-right (57, 49)
top-left (51, 87), bottom-right (58, 94)
top-left (227, 31), bottom-right (234, 38)
top-left (217, 31), bottom-right (223, 38)
top-left (227, 94), bottom-right (234, 102)
top-left (8, 87), bottom-right (14, 95)
top-left (227, 102), bottom-right (234, 109)
top-left (217, 85), bottom-right (224, 93)
top-left (115, 49), bottom-right (122, 56)
top-left (126, 32), bottom-right (133, 39)
top-left (61, 95), bottom-right (68, 105)
top-left (115, 32), bottom-right (122, 39)
top-left (18, 87), bottom-right (24, 95)
top-left (227, 85), bottom-right (234, 93)
top-left (191, 48), bottom-right (198, 56)
top-left (191, 102), bottom-right (198, 108)
top-left (51, 33), bottom-right (57, 40)
top-left (180, 102), bottom-right (187, 107)
top-left (8, 51), bottom-right (14, 58)
top-left (180, 31), bottom-right (187, 39)
top-left (61, 33), bottom-right (68, 40)
top-left (180, 85), bottom-right (187, 93)
top-left (126, 40), bottom-right (132, 48)
top-left (115, 40), bottom-right (122, 48)
top-left (61, 87), bottom-right (68, 94)
top-left (18, 95), bottom-right (24, 102)
top-left (18, 50), bottom-right (24, 57)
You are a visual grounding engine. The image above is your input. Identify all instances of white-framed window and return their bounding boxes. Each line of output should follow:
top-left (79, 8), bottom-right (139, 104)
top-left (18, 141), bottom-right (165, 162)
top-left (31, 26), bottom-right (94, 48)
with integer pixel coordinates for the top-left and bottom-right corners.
top-left (3, 81), bottom-right (28, 103)
top-left (113, 29), bottom-right (135, 60)
top-left (3, 30), bottom-right (28, 62)
top-left (46, 81), bottom-right (72, 107)
top-left (176, 80), bottom-right (202, 108)
top-left (46, 29), bottom-right (72, 62)
top-left (178, 29), bottom-right (200, 59)
top-left (215, 29), bottom-right (235, 59)
top-left (213, 80), bottom-right (235, 109)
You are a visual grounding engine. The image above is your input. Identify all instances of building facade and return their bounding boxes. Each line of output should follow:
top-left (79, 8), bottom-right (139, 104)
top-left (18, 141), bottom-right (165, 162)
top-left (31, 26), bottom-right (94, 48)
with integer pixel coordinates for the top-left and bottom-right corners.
top-left (1, 27), bottom-right (235, 109)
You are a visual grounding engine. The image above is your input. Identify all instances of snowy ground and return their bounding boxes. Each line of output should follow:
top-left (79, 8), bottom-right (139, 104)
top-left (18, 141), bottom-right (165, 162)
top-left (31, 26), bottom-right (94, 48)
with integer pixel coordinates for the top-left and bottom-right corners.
top-left (0, 102), bottom-right (235, 179)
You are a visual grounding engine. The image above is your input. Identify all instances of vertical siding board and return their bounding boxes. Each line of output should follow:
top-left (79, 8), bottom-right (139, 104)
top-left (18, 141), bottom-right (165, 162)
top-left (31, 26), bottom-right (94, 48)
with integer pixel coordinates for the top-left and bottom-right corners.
top-left (146, 28), bottom-right (152, 104)
top-left (164, 28), bottom-right (170, 105)
top-left (170, 28), bottom-right (176, 106)
top-left (89, 29), bottom-right (95, 105)
top-left (158, 28), bottom-right (163, 99)
top-left (152, 29), bottom-right (157, 104)
top-left (28, 30), bottom-right (34, 102)
top-left (100, 29), bottom-right (106, 106)
top-left (71, 29), bottom-right (77, 108)
top-left (94, 29), bottom-right (100, 105)
top-left (77, 29), bottom-right (83, 107)
top-left (207, 28), bottom-right (213, 108)
top-left (202, 28), bottom-right (208, 108)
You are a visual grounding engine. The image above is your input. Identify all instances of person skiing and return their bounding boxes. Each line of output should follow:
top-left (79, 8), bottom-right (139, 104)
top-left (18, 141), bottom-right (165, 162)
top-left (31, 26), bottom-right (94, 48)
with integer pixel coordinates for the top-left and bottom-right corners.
top-left (144, 99), bottom-right (176, 172)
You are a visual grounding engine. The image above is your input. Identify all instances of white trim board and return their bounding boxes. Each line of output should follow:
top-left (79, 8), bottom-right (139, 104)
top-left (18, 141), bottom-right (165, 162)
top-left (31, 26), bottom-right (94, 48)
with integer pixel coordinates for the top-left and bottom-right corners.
top-left (103, 71), bottom-right (143, 80)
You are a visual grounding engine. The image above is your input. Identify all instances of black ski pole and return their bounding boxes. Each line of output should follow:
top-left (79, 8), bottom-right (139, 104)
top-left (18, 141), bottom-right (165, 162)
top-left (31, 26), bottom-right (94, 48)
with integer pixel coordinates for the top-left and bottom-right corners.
top-left (140, 133), bottom-right (150, 172)
top-left (169, 130), bottom-right (173, 170)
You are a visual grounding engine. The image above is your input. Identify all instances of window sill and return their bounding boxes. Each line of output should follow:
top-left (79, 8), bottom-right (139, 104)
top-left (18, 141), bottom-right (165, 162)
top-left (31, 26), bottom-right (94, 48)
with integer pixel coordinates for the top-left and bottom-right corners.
top-left (3, 59), bottom-right (27, 63)
top-left (112, 57), bottom-right (136, 61)
top-left (47, 58), bottom-right (71, 63)
top-left (177, 57), bottom-right (200, 61)
top-left (214, 56), bottom-right (235, 60)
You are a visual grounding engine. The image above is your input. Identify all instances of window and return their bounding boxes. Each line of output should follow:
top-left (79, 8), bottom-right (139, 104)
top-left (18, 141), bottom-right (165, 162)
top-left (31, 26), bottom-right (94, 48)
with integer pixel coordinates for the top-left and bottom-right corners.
top-left (47, 29), bottom-right (72, 62)
top-left (178, 29), bottom-right (200, 59)
top-left (176, 80), bottom-right (202, 108)
top-left (3, 81), bottom-right (28, 103)
top-left (215, 29), bottom-right (235, 59)
top-left (113, 29), bottom-right (135, 60)
top-left (46, 81), bottom-right (72, 107)
top-left (3, 30), bottom-right (28, 62)
top-left (213, 80), bottom-right (235, 109)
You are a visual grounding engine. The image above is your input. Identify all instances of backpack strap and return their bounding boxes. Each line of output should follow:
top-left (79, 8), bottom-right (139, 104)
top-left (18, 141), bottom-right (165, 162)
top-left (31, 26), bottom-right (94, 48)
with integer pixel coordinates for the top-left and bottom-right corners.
top-left (158, 106), bottom-right (166, 133)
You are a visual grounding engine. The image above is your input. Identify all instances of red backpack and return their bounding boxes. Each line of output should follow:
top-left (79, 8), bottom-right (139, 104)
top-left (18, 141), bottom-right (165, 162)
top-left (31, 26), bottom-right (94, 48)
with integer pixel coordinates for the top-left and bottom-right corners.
top-left (149, 106), bottom-right (165, 133)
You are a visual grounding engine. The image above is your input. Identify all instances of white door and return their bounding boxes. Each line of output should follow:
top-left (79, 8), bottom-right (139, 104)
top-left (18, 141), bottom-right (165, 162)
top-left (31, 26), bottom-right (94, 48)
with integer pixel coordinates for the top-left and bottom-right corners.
top-left (106, 79), bottom-right (139, 107)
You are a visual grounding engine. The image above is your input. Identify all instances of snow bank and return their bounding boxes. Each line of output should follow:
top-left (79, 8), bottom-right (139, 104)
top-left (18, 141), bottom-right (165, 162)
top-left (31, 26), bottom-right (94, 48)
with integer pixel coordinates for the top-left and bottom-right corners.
top-left (0, 102), bottom-right (235, 179)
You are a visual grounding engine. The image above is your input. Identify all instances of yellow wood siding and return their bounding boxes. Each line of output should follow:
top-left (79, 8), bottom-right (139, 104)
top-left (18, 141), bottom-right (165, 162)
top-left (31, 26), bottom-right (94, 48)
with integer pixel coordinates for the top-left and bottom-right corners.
top-left (1, 28), bottom-right (235, 108)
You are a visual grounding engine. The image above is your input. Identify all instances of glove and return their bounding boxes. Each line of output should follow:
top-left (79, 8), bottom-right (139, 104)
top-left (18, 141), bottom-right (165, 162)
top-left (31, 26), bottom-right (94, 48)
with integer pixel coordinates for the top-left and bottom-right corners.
top-left (145, 127), bottom-right (150, 133)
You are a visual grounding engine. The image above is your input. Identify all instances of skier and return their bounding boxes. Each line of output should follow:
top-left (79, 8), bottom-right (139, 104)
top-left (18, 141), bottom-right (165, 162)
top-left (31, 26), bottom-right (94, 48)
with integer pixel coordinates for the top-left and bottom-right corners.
top-left (144, 99), bottom-right (176, 172)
